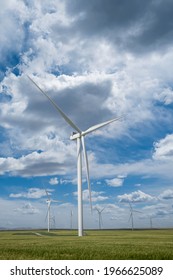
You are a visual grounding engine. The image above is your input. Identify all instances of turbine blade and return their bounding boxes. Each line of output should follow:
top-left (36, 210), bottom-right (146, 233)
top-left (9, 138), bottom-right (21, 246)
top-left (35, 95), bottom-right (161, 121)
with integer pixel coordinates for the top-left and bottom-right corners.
top-left (82, 116), bottom-right (123, 136)
top-left (133, 210), bottom-right (142, 213)
top-left (129, 202), bottom-right (132, 210)
top-left (45, 209), bottom-right (49, 222)
top-left (27, 75), bottom-right (81, 133)
top-left (128, 213), bottom-right (132, 222)
top-left (45, 189), bottom-right (50, 199)
top-left (81, 136), bottom-right (92, 212)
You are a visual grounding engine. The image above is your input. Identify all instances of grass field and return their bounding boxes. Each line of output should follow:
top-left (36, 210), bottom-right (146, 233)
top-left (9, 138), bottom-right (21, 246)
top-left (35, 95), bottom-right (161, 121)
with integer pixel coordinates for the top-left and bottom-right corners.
top-left (0, 229), bottom-right (173, 260)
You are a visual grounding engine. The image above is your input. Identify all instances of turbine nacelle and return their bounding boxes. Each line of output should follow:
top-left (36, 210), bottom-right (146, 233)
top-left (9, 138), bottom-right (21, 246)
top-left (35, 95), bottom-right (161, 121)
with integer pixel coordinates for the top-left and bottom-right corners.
top-left (70, 132), bottom-right (81, 140)
top-left (70, 131), bottom-right (90, 140)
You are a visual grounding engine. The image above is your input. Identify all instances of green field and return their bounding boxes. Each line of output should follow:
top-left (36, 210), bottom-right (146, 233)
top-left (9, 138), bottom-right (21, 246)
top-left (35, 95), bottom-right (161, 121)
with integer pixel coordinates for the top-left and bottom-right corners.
top-left (0, 229), bottom-right (173, 260)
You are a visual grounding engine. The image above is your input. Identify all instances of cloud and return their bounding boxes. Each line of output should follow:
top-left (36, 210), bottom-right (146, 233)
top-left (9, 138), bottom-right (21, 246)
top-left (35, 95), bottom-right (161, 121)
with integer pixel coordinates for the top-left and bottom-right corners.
top-left (59, 178), bottom-right (77, 185)
top-left (155, 209), bottom-right (173, 217)
top-left (105, 176), bottom-right (125, 187)
top-left (49, 177), bottom-right (59, 185)
top-left (153, 134), bottom-right (173, 160)
top-left (0, 0), bottom-right (26, 78)
top-left (65, 0), bottom-right (173, 53)
top-left (73, 189), bottom-right (109, 203)
top-left (49, 177), bottom-right (74, 186)
top-left (1, 128), bottom-right (173, 183)
top-left (159, 189), bottom-right (173, 200)
top-left (135, 184), bottom-right (141, 187)
top-left (158, 87), bottom-right (173, 105)
top-left (0, 142), bottom-right (76, 177)
top-left (10, 188), bottom-right (52, 199)
top-left (118, 190), bottom-right (157, 203)
top-left (14, 203), bottom-right (39, 215)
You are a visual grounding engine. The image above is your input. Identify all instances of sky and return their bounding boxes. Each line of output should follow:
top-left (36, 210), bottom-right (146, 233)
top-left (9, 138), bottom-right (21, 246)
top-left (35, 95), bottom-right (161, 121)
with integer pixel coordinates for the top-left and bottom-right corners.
top-left (0, 0), bottom-right (173, 230)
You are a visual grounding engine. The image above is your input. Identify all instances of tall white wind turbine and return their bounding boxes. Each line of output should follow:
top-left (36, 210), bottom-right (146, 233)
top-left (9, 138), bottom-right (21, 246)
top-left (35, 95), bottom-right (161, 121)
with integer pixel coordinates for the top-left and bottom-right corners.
top-left (28, 76), bottom-right (122, 236)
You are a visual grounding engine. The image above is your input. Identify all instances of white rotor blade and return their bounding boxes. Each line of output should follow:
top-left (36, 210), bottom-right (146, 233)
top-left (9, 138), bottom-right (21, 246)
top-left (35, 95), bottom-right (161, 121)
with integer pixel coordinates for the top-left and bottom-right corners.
top-left (82, 116), bottom-right (123, 136)
top-left (133, 210), bottom-right (142, 213)
top-left (27, 75), bottom-right (81, 133)
top-left (129, 202), bottom-right (141, 213)
top-left (128, 213), bottom-right (132, 222)
top-left (81, 136), bottom-right (92, 212)
top-left (45, 209), bottom-right (49, 222)
top-left (129, 202), bottom-right (133, 210)
top-left (45, 189), bottom-right (51, 200)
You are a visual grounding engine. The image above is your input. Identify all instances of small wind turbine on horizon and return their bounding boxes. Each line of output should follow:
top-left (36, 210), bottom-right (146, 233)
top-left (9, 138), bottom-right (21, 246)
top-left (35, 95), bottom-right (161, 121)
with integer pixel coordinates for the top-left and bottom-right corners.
top-left (128, 202), bottom-right (141, 230)
top-left (50, 214), bottom-right (56, 229)
top-left (95, 207), bottom-right (105, 230)
top-left (45, 190), bottom-right (60, 232)
top-left (70, 210), bottom-right (73, 230)
top-left (150, 216), bottom-right (153, 229)
top-left (28, 75), bottom-right (123, 237)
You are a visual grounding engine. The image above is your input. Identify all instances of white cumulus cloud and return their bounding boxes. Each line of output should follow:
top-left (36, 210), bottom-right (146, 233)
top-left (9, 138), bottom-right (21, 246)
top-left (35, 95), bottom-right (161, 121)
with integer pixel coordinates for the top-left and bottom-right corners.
top-left (49, 177), bottom-right (59, 185)
top-left (105, 176), bottom-right (125, 187)
top-left (118, 190), bottom-right (157, 203)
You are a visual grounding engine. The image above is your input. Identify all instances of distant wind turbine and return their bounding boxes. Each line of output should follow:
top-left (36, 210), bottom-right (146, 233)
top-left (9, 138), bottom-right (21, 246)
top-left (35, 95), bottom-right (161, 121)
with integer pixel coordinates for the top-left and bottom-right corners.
top-left (150, 216), bottom-right (153, 229)
top-left (45, 190), bottom-right (60, 232)
top-left (70, 210), bottom-right (73, 230)
top-left (50, 214), bottom-right (56, 229)
top-left (28, 76), bottom-right (122, 236)
top-left (95, 207), bottom-right (105, 230)
top-left (128, 203), bottom-right (141, 230)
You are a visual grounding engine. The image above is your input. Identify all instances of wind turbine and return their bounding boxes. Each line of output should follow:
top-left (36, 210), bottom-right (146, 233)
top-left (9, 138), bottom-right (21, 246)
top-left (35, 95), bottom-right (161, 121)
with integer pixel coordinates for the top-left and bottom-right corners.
top-left (95, 207), bottom-right (105, 230)
top-left (128, 203), bottom-right (141, 230)
top-left (150, 216), bottom-right (153, 229)
top-left (28, 76), bottom-right (122, 236)
top-left (45, 190), bottom-right (60, 232)
top-left (51, 215), bottom-right (56, 229)
top-left (70, 210), bottom-right (73, 230)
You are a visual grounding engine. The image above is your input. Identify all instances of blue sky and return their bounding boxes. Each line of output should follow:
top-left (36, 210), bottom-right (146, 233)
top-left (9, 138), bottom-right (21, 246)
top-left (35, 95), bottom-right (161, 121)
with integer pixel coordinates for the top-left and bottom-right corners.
top-left (0, 0), bottom-right (173, 230)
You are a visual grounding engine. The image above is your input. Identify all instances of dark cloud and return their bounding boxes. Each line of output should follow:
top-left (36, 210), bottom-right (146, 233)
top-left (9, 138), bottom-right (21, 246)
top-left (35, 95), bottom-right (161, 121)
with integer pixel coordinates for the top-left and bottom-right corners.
top-left (26, 77), bottom-right (113, 133)
top-left (13, 161), bottom-right (68, 177)
top-left (66, 0), bottom-right (149, 31)
top-left (50, 81), bottom-right (113, 130)
top-left (65, 0), bottom-right (173, 52)
top-left (133, 0), bottom-right (173, 51)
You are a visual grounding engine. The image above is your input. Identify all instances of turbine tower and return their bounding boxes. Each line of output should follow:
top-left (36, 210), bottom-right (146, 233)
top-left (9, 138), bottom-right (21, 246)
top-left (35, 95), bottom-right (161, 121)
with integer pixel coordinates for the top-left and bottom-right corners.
top-left (95, 207), bottom-right (104, 230)
top-left (28, 76), bottom-right (122, 236)
top-left (45, 190), bottom-right (60, 232)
